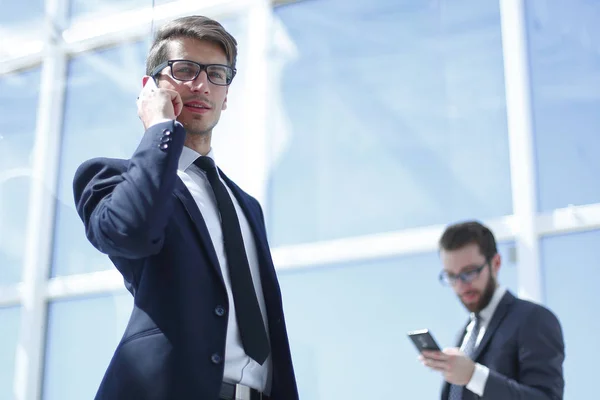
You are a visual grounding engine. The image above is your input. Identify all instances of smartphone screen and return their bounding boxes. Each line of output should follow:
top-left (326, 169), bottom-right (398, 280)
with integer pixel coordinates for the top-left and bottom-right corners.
top-left (407, 329), bottom-right (441, 352)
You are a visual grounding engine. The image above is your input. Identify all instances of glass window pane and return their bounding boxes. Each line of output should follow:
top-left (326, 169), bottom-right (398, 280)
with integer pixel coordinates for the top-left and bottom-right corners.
top-left (0, 0), bottom-right (44, 28)
top-left (0, 0), bottom-right (44, 59)
top-left (267, 0), bottom-right (512, 246)
top-left (51, 42), bottom-right (148, 277)
top-left (278, 242), bottom-right (517, 399)
top-left (0, 68), bottom-right (41, 284)
top-left (541, 230), bottom-right (600, 399)
top-left (69, 0), bottom-right (176, 22)
top-left (527, 1), bottom-right (600, 210)
top-left (0, 306), bottom-right (20, 400)
top-left (42, 292), bottom-right (133, 400)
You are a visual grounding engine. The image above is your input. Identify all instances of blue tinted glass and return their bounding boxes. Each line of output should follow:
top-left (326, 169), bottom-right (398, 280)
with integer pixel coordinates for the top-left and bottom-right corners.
top-left (268, 0), bottom-right (512, 246)
top-left (0, 306), bottom-right (20, 399)
top-left (526, 1), bottom-right (600, 210)
top-left (0, 68), bottom-right (41, 284)
top-left (541, 230), bottom-right (600, 399)
top-left (42, 292), bottom-right (133, 400)
top-left (69, 0), bottom-right (176, 22)
top-left (51, 42), bottom-right (148, 277)
top-left (278, 242), bottom-right (517, 399)
top-left (0, 0), bottom-right (44, 29)
top-left (0, 0), bottom-right (44, 60)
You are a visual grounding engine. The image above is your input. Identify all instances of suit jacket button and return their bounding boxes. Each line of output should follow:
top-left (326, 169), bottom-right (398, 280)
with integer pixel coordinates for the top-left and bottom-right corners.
top-left (160, 135), bottom-right (172, 144)
top-left (162, 129), bottom-right (172, 136)
top-left (159, 143), bottom-right (169, 151)
top-left (215, 306), bottom-right (226, 317)
top-left (211, 353), bottom-right (222, 364)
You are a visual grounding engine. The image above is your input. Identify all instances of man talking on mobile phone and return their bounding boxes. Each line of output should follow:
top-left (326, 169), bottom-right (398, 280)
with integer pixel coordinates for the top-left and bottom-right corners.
top-left (420, 221), bottom-right (565, 400)
top-left (72, 15), bottom-right (299, 400)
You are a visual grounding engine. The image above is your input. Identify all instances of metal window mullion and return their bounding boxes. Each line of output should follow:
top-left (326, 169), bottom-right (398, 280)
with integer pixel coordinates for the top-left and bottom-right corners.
top-left (499, 0), bottom-right (543, 303)
top-left (536, 203), bottom-right (600, 236)
top-left (14, 0), bottom-right (68, 398)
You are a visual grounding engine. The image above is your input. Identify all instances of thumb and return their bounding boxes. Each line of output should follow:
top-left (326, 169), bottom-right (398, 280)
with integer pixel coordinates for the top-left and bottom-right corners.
top-left (442, 347), bottom-right (461, 355)
top-left (170, 91), bottom-right (183, 117)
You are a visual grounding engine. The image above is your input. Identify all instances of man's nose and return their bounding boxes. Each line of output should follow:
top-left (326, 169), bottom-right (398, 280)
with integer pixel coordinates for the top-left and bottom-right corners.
top-left (454, 278), bottom-right (471, 292)
top-left (190, 70), bottom-right (210, 93)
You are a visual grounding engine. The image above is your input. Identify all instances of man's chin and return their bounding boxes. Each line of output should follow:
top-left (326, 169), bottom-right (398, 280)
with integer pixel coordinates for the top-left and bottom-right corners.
top-left (462, 302), bottom-right (480, 313)
top-left (181, 120), bottom-right (215, 136)
top-left (461, 296), bottom-right (483, 312)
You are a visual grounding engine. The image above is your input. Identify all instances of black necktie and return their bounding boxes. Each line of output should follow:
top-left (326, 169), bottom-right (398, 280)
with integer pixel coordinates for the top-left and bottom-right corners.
top-left (448, 314), bottom-right (481, 400)
top-left (194, 156), bottom-right (270, 365)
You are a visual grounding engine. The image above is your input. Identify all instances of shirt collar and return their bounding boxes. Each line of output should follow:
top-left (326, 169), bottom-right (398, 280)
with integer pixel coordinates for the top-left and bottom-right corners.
top-left (178, 145), bottom-right (216, 172)
top-left (472, 285), bottom-right (507, 324)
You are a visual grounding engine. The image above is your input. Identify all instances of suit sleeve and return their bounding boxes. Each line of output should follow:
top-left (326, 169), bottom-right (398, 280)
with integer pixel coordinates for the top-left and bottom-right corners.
top-left (484, 306), bottom-right (565, 400)
top-left (73, 121), bottom-right (186, 259)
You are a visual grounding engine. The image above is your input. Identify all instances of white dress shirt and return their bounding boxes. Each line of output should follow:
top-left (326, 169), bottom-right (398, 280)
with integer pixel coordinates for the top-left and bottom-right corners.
top-left (177, 146), bottom-right (272, 393)
top-left (463, 285), bottom-right (507, 396)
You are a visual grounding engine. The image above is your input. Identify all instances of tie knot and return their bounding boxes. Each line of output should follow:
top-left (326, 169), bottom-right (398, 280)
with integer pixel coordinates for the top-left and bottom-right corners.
top-left (194, 156), bottom-right (217, 172)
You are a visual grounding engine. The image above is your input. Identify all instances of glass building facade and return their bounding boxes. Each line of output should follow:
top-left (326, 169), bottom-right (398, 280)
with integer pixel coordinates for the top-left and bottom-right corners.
top-left (0, 0), bottom-right (598, 399)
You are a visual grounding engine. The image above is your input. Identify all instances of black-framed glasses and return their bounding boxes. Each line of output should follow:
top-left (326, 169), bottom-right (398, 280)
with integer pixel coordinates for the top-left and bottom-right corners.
top-left (151, 59), bottom-right (236, 86)
top-left (439, 263), bottom-right (488, 286)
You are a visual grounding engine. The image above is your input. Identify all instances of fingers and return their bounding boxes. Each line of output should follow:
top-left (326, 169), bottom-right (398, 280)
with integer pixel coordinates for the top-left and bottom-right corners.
top-left (442, 347), bottom-right (461, 356)
top-left (421, 350), bottom-right (449, 361)
top-left (167, 89), bottom-right (183, 117)
top-left (421, 357), bottom-right (447, 372)
top-left (137, 84), bottom-right (179, 129)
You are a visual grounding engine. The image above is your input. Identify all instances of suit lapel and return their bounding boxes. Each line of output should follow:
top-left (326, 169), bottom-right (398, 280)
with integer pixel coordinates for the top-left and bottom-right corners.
top-left (173, 179), bottom-right (224, 284)
top-left (472, 291), bottom-right (515, 361)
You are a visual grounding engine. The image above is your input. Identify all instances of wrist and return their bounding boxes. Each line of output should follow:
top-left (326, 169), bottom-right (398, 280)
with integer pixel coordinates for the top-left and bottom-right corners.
top-left (146, 117), bottom-right (175, 129)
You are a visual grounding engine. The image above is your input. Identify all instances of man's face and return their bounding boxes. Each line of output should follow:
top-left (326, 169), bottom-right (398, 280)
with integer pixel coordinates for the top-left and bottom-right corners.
top-left (440, 243), bottom-right (500, 313)
top-left (151, 37), bottom-right (230, 136)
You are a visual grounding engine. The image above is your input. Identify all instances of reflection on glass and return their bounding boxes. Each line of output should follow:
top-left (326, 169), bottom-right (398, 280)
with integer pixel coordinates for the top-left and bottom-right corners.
top-left (51, 42), bottom-right (147, 277)
top-left (42, 292), bottom-right (133, 400)
top-left (267, 0), bottom-right (512, 246)
top-left (0, 68), bottom-right (41, 284)
top-left (526, 1), bottom-right (600, 210)
top-left (0, 306), bottom-right (20, 399)
top-left (278, 242), bottom-right (517, 399)
top-left (542, 230), bottom-right (599, 399)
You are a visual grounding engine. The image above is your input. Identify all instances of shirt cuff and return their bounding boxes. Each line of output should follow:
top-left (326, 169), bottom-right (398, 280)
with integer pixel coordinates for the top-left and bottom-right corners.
top-left (466, 363), bottom-right (489, 396)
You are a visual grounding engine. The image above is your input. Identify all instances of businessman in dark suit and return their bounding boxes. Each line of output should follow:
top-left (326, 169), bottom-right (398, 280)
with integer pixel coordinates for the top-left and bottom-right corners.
top-left (73, 15), bottom-right (298, 400)
top-left (420, 221), bottom-right (564, 400)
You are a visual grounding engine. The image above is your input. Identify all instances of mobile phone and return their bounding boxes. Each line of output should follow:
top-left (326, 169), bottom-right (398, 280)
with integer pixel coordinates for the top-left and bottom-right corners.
top-left (407, 329), bottom-right (441, 353)
top-left (144, 76), bottom-right (158, 89)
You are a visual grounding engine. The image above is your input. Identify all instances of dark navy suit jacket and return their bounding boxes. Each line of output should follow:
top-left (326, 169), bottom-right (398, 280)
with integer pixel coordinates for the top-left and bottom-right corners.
top-left (441, 291), bottom-right (564, 400)
top-left (73, 121), bottom-right (299, 400)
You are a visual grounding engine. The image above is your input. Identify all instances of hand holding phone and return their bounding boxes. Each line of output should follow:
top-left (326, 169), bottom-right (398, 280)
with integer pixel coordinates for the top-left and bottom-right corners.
top-left (407, 329), bottom-right (442, 353)
top-left (137, 76), bottom-right (183, 129)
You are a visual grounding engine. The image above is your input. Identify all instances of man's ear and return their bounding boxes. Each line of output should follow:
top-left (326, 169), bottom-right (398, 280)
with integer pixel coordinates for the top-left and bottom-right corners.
top-left (222, 88), bottom-right (229, 111)
top-left (492, 253), bottom-right (502, 275)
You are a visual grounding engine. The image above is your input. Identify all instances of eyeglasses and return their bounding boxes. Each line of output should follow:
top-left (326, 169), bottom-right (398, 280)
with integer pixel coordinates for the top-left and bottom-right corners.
top-left (439, 263), bottom-right (488, 286)
top-left (151, 59), bottom-right (236, 86)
